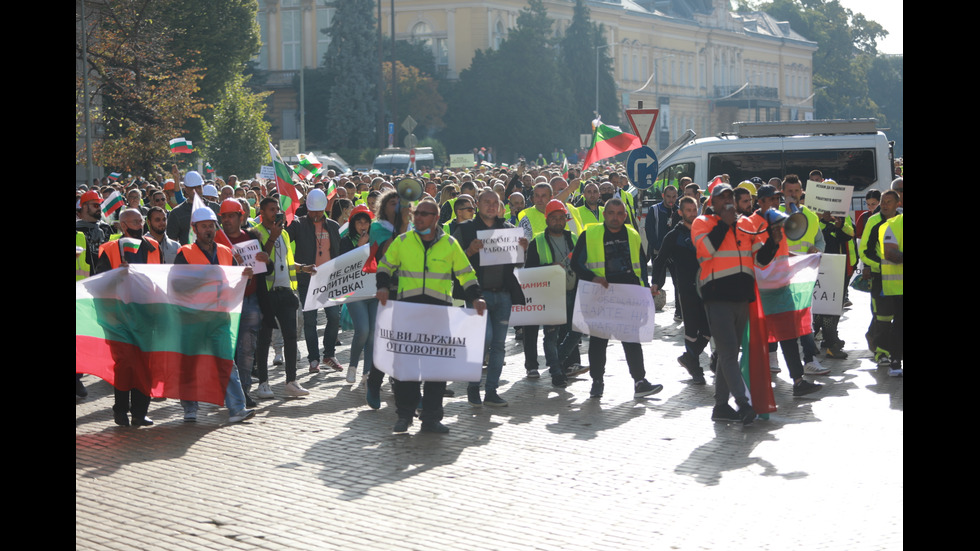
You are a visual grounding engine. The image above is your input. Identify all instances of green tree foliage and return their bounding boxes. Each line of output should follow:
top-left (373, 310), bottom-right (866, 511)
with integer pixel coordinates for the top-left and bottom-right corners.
top-left (77, 0), bottom-right (205, 174)
top-left (382, 61), bottom-right (447, 138)
top-left (868, 55), bottom-right (902, 155)
top-left (383, 39), bottom-right (438, 78)
top-left (442, 0), bottom-right (576, 161)
top-left (294, 68), bottom-right (335, 150)
top-left (159, 0), bottom-right (261, 145)
top-left (559, 0), bottom-right (618, 127)
top-left (324, 0), bottom-right (378, 149)
top-left (202, 73), bottom-right (272, 176)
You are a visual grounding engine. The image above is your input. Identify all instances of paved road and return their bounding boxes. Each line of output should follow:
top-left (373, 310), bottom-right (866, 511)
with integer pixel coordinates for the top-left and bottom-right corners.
top-left (76, 281), bottom-right (902, 550)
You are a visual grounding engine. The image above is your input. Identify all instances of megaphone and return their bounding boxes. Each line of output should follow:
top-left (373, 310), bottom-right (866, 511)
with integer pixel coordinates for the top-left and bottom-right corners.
top-left (761, 203), bottom-right (808, 241)
top-left (395, 177), bottom-right (422, 202)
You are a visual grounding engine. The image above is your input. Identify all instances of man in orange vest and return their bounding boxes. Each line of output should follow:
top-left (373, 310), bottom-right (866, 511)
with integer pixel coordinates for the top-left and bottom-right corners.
top-left (692, 184), bottom-right (781, 425)
top-left (174, 207), bottom-right (256, 424)
top-left (93, 209), bottom-right (162, 427)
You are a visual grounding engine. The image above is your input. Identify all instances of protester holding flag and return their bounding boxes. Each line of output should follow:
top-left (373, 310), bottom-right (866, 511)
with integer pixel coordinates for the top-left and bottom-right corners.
top-left (172, 207), bottom-right (255, 424)
top-left (692, 184), bottom-right (781, 425)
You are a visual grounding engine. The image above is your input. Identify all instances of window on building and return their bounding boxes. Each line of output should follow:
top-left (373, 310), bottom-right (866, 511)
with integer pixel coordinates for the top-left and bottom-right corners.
top-left (317, 7), bottom-right (334, 67)
top-left (255, 1), bottom-right (269, 70)
top-left (281, 6), bottom-right (302, 70)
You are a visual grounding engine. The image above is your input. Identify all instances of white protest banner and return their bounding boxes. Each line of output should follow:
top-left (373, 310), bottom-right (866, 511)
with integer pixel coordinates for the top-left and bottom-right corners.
top-left (259, 165), bottom-right (275, 180)
top-left (477, 227), bottom-right (524, 266)
top-left (232, 239), bottom-right (267, 275)
top-left (572, 281), bottom-right (655, 343)
top-left (449, 153), bottom-right (475, 168)
top-left (806, 182), bottom-right (853, 217)
top-left (509, 266), bottom-right (567, 326)
top-left (374, 301), bottom-right (486, 382)
top-left (302, 244), bottom-right (376, 311)
top-left (812, 253), bottom-right (846, 316)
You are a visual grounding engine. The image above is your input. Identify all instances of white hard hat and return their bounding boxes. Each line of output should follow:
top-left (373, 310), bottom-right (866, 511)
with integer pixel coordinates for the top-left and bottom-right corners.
top-left (191, 206), bottom-right (218, 224)
top-left (202, 184), bottom-right (219, 197)
top-left (184, 171), bottom-right (204, 188)
top-left (307, 188), bottom-right (328, 211)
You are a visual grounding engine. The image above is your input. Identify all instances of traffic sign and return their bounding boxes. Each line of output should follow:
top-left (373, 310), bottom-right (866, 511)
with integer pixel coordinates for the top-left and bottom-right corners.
top-left (404, 133), bottom-right (418, 150)
top-left (625, 109), bottom-right (660, 146)
top-left (626, 146), bottom-right (659, 190)
top-left (402, 116), bottom-right (417, 134)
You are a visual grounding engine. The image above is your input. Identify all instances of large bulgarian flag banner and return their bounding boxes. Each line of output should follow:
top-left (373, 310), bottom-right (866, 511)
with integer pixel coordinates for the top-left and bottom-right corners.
top-left (754, 253), bottom-right (822, 343)
top-left (269, 142), bottom-right (302, 225)
top-left (76, 264), bottom-right (248, 405)
top-left (581, 119), bottom-right (641, 172)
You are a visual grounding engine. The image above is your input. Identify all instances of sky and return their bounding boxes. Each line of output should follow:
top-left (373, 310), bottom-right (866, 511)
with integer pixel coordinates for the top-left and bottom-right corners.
top-left (834, 0), bottom-right (903, 55)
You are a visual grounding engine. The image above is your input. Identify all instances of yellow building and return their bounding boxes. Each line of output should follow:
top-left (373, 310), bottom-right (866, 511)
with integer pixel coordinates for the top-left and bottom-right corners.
top-left (256, 0), bottom-right (816, 149)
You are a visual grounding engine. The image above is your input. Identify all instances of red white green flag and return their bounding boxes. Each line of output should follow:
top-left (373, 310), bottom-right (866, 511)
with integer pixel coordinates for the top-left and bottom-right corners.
top-left (755, 253), bottom-right (821, 342)
top-left (101, 190), bottom-right (125, 216)
top-left (75, 264), bottom-right (248, 405)
top-left (269, 142), bottom-right (302, 225)
top-left (294, 153), bottom-right (322, 181)
top-left (169, 137), bottom-right (194, 154)
top-left (108, 172), bottom-right (121, 181)
top-left (581, 119), bottom-right (641, 172)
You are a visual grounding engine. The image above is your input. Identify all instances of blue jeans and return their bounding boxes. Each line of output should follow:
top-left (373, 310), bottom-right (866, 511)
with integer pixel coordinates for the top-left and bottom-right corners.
top-left (346, 298), bottom-right (378, 374)
top-left (468, 291), bottom-right (511, 395)
top-left (235, 294), bottom-right (262, 392)
top-left (298, 278), bottom-right (341, 361)
top-left (181, 363), bottom-right (247, 416)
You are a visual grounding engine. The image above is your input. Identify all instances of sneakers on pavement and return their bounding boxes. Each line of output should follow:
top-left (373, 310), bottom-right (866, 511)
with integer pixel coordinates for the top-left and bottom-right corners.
top-left (467, 386), bottom-right (483, 406)
top-left (393, 417), bottom-right (412, 434)
top-left (245, 395), bottom-right (258, 409)
top-left (132, 417), bottom-right (154, 427)
top-left (324, 357), bottom-right (344, 371)
top-left (228, 409), bottom-right (255, 423)
top-left (738, 405), bottom-right (757, 426)
top-left (284, 381), bottom-right (309, 397)
top-left (793, 379), bottom-right (822, 397)
top-left (634, 379), bottom-right (664, 398)
top-left (678, 354), bottom-right (706, 385)
top-left (711, 404), bottom-right (741, 423)
top-left (526, 369), bottom-right (540, 379)
top-left (484, 393), bottom-right (508, 407)
top-left (589, 381), bottom-right (604, 398)
top-left (256, 382), bottom-right (275, 399)
top-left (803, 359), bottom-right (830, 375)
top-left (366, 385), bottom-right (381, 409)
top-left (273, 351), bottom-right (284, 365)
top-left (564, 364), bottom-right (590, 377)
top-left (346, 365), bottom-right (357, 384)
top-left (770, 355), bottom-right (781, 373)
top-left (551, 374), bottom-right (568, 388)
top-left (308, 360), bottom-right (321, 374)
top-left (420, 421), bottom-right (450, 434)
top-left (183, 412), bottom-right (197, 423)
top-left (888, 365), bottom-right (903, 377)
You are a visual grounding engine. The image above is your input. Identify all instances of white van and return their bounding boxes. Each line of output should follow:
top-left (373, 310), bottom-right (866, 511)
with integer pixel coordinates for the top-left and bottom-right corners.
top-left (649, 119), bottom-right (894, 211)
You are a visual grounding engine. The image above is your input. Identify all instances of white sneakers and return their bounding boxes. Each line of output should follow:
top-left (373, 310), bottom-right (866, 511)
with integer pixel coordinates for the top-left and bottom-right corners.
top-left (284, 381), bottom-right (309, 397)
top-left (256, 382), bottom-right (275, 399)
top-left (346, 365), bottom-right (357, 384)
top-left (770, 355), bottom-right (781, 373)
top-left (803, 359), bottom-right (831, 375)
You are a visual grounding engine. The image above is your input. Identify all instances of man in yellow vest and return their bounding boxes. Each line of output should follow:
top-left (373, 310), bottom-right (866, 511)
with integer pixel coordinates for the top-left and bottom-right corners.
top-left (376, 198), bottom-right (486, 434)
top-left (878, 213), bottom-right (903, 376)
top-left (569, 198), bottom-right (663, 400)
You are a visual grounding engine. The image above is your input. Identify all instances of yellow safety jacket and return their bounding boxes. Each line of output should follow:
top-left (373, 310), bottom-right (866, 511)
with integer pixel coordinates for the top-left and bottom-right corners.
top-left (582, 224), bottom-right (646, 286)
top-left (76, 231), bottom-right (90, 280)
top-left (878, 214), bottom-right (903, 296)
top-left (252, 223), bottom-right (298, 291)
top-left (377, 230), bottom-right (478, 304)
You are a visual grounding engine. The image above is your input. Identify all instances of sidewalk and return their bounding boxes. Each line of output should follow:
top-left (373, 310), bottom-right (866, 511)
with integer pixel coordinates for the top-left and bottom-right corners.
top-left (76, 282), bottom-right (902, 550)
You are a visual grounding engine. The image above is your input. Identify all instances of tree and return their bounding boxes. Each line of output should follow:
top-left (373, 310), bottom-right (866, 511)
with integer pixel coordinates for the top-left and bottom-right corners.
top-left (382, 61), bottom-right (447, 138)
top-left (157, 0), bottom-right (261, 146)
top-left (202, 73), bottom-right (272, 176)
top-left (559, 0), bottom-right (618, 127)
top-left (323, 0), bottom-right (378, 149)
top-left (867, 55), bottom-right (902, 155)
top-left (383, 39), bottom-right (438, 79)
top-left (77, 0), bottom-right (205, 174)
top-left (442, 0), bottom-right (577, 160)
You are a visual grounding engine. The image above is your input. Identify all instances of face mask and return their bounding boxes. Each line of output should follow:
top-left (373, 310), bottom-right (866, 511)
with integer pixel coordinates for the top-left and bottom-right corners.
top-left (600, 193), bottom-right (614, 202)
top-left (416, 227), bottom-right (432, 236)
top-left (247, 198), bottom-right (256, 206)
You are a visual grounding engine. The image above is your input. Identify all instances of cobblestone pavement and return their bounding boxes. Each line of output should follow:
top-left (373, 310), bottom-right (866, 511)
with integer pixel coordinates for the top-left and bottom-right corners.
top-left (76, 281), bottom-right (902, 550)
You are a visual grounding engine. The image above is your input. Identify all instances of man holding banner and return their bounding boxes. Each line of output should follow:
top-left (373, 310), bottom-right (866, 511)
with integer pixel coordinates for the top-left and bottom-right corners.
top-left (453, 190), bottom-right (527, 407)
top-left (569, 198), bottom-right (662, 400)
top-left (376, 198), bottom-right (487, 434)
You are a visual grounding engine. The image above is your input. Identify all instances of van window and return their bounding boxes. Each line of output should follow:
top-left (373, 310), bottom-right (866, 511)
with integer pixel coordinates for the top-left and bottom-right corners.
top-left (783, 149), bottom-right (877, 191)
top-left (653, 162), bottom-right (695, 195)
top-left (708, 152), bottom-right (782, 183)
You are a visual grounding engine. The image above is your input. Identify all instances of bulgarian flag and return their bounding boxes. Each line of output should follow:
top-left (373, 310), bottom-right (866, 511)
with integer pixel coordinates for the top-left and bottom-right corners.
top-left (269, 142), bottom-right (302, 225)
top-left (170, 137), bottom-right (194, 154)
top-left (581, 118), bottom-right (641, 172)
top-left (101, 190), bottom-right (125, 217)
top-left (205, 162), bottom-right (215, 174)
top-left (739, 286), bottom-right (778, 416)
top-left (295, 153), bottom-right (322, 181)
top-left (755, 253), bottom-right (822, 343)
top-left (76, 264), bottom-right (248, 405)
top-left (108, 172), bottom-right (121, 181)
top-left (561, 157), bottom-right (570, 179)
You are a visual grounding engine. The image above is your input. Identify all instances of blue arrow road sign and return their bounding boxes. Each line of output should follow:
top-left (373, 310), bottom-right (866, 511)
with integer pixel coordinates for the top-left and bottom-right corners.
top-left (626, 146), bottom-right (659, 190)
